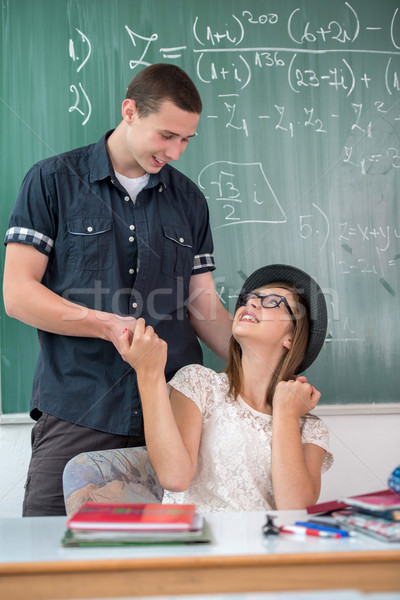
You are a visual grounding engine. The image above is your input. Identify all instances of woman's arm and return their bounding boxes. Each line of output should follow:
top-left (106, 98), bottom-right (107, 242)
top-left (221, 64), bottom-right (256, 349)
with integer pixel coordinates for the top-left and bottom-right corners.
top-left (271, 379), bottom-right (326, 510)
top-left (119, 321), bottom-right (202, 491)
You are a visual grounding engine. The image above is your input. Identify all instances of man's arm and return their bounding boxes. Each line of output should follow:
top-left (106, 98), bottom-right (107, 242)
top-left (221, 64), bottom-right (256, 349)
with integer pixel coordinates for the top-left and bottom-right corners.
top-left (3, 243), bottom-right (135, 351)
top-left (186, 271), bottom-right (232, 363)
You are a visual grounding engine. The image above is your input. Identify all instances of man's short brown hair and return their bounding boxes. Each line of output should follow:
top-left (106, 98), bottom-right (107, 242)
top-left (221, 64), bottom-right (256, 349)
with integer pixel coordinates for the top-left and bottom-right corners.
top-left (125, 63), bottom-right (202, 116)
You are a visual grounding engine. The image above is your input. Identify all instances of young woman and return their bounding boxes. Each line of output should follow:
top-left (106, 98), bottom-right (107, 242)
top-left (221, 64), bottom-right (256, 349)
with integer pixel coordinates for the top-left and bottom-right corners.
top-left (120, 264), bottom-right (333, 512)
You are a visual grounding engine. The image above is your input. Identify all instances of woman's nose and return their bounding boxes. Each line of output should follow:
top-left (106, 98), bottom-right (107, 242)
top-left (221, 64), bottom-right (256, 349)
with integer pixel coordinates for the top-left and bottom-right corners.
top-left (247, 295), bottom-right (261, 308)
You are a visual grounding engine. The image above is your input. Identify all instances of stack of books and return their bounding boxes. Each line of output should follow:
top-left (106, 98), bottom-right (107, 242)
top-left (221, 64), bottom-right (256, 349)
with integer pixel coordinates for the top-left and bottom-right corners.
top-left (307, 488), bottom-right (400, 542)
top-left (61, 502), bottom-right (211, 547)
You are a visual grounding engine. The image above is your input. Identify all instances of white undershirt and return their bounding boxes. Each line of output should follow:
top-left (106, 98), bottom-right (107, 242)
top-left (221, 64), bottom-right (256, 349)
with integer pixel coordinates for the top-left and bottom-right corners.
top-left (115, 171), bottom-right (150, 203)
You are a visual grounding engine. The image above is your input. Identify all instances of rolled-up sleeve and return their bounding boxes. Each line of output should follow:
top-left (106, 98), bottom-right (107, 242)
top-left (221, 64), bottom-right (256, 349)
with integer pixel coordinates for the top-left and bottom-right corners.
top-left (4, 164), bottom-right (55, 256)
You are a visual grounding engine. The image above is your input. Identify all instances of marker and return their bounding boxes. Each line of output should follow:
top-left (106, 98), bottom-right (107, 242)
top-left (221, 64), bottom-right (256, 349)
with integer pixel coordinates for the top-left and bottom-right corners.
top-left (294, 521), bottom-right (352, 537)
top-left (280, 525), bottom-right (341, 538)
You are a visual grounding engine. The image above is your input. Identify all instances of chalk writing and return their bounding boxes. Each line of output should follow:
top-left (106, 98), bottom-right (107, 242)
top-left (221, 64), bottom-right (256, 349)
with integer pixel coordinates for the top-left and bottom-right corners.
top-left (125, 25), bottom-right (158, 69)
top-left (299, 205), bottom-right (330, 253)
top-left (198, 161), bottom-right (286, 230)
top-left (68, 28), bottom-right (91, 72)
top-left (287, 3), bottom-right (359, 45)
top-left (68, 28), bottom-right (92, 125)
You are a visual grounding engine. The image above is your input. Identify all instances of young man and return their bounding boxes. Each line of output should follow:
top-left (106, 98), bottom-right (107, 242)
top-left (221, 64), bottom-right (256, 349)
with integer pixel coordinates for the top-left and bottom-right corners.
top-left (3, 63), bottom-right (232, 516)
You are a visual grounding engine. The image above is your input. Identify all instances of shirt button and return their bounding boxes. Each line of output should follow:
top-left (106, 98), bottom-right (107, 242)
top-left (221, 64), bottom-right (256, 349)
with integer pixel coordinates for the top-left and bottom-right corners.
top-left (129, 236), bottom-right (135, 242)
top-left (179, 237), bottom-right (184, 243)
top-left (129, 225), bottom-right (135, 230)
top-left (87, 226), bottom-right (93, 233)
top-left (124, 195), bottom-right (130, 202)
top-left (129, 268), bottom-right (135, 275)
top-left (132, 302), bottom-right (137, 309)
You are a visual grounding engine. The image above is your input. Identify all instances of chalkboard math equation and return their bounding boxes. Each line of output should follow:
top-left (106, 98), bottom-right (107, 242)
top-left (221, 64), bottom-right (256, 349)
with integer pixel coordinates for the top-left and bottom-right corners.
top-left (67, 4), bottom-right (400, 124)
top-left (193, 5), bottom-right (400, 51)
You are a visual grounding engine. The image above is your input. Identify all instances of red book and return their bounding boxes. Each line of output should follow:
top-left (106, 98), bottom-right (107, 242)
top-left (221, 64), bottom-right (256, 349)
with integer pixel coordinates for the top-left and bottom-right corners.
top-left (67, 503), bottom-right (197, 531)
top-left (307, 498), bottom-right (348, 515)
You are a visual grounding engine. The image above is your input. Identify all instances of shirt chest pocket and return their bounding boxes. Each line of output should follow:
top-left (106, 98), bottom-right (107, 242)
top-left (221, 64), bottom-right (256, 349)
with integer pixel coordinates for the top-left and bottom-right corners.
top-left (67, 216), bottom-right (113, 271)
top-left (162, 224), bottom-right (193, 280)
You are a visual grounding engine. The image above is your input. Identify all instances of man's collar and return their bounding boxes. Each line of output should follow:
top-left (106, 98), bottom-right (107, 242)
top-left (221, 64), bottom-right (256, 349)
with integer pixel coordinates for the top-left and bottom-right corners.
top-left (89, 130), bottom-right (166, 191)
top-left (89, 130), bottom-right (115, 183)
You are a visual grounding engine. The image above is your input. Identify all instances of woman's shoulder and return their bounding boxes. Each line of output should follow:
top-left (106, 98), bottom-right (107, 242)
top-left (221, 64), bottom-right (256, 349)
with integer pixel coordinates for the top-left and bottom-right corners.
top-left (300, 414), bottom-right (334, 470)
top-left (173, 364), bottom-right (227, 384)
top-left (300, 413), bottom-right (326, 433)
top-left (169, 364), bottom-right (228, 388)
top-left (168, 365), bottom-right (229, 415)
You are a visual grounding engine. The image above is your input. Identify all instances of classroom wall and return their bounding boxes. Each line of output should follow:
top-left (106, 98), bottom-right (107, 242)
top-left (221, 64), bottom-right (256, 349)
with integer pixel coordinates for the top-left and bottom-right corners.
top-left (1, 413), bottom-right (399, 517)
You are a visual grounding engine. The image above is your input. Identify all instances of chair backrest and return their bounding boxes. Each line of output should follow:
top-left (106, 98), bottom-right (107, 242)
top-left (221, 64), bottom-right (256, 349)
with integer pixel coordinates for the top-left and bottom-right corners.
top-left (63, 446), bottom-right (164, 516)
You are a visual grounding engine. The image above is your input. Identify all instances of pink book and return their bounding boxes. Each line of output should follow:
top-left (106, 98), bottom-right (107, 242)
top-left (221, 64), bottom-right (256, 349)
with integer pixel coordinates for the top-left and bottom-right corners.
top-left (307, 488), bottom-right (400, 515)
top-left (340, 488), bottom-right (400, 512)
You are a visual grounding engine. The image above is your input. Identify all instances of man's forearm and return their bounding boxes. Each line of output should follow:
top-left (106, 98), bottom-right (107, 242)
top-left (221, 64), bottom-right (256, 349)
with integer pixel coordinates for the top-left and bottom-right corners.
top-left (4, 277), bottom-right (135, 348)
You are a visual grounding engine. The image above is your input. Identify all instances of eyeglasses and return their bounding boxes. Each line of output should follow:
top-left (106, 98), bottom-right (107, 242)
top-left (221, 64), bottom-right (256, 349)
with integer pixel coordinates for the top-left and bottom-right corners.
top-left (237, 292), bottom-right (296, 322)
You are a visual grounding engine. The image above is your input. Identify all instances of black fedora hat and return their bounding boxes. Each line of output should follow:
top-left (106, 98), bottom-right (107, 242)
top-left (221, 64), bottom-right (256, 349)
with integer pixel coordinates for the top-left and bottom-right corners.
top-left (235, 264), bottom-right (327, 374)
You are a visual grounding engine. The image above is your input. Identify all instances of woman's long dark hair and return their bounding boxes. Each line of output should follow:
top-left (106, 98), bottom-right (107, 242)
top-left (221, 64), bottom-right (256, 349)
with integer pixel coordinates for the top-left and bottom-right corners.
top-left (224, 283), bottom-right (310, 409)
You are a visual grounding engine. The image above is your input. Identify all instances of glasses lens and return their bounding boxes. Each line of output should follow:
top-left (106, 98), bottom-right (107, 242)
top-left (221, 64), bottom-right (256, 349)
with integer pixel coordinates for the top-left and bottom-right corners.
top-left (261, 294), bottom-right (281, 308)
top-left (238, 292), bottom-right (252, 305)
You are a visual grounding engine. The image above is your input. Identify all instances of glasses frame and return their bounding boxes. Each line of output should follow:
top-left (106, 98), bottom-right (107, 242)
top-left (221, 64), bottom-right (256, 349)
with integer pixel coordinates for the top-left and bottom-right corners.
top-left (237, 291), bottom-right (296, 322)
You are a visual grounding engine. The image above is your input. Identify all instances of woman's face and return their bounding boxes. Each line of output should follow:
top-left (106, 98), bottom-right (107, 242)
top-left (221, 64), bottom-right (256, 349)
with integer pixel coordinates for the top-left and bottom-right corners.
top-left (232, 286), bottom-right (296, 349)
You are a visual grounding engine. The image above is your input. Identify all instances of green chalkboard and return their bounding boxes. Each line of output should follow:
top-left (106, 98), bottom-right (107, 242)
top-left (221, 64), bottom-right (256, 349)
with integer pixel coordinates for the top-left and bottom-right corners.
top-left (1, 0), bottom-right (400, 413)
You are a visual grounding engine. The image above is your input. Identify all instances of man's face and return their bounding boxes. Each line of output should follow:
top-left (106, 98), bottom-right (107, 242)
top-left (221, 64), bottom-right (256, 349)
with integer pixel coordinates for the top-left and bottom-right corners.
top-left (125, 100), bottom-right (200, 177)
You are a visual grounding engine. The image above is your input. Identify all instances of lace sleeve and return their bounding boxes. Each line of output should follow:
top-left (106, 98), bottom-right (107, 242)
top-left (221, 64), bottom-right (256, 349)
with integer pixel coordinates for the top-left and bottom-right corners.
top-left (301, 416), bottom-right (334, 472)
top-left (167, 364), bottom-right (213, 417)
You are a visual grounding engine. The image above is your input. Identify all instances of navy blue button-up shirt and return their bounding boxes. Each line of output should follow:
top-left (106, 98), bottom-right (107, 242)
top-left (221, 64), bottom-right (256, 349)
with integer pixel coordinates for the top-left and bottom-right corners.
top-left (5, 132), bottom-right (216, 435)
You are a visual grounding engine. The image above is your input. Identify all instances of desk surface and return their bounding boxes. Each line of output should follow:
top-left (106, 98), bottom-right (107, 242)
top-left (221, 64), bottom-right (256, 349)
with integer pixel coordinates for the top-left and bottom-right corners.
top-left (0, 510), bottom-right (399, 599)
top-left (1, 510), bottom-right (399, 563)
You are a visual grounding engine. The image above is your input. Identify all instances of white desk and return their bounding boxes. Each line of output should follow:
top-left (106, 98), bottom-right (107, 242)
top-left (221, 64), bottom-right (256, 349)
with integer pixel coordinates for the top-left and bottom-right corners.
top-left (0, 510), bottom-right (399, 599)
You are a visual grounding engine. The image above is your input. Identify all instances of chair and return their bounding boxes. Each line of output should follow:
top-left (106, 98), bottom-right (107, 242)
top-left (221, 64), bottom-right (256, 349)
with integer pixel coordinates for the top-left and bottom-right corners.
top-left (62, 446), bottom-right (164, 516)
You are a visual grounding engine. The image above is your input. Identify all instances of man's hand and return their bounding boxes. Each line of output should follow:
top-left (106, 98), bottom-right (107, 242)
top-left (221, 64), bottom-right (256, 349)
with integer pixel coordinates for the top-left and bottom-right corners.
top-left (102, 314), bottom-right (137, 353)
top-left (119, 318), bottom-right (167, 379)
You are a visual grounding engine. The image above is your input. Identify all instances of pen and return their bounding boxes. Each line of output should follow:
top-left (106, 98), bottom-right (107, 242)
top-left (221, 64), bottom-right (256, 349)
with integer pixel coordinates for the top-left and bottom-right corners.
top-left (280, 525), bottom-right (341, 538)
top-left (294, 521), bottom-right (351, 537)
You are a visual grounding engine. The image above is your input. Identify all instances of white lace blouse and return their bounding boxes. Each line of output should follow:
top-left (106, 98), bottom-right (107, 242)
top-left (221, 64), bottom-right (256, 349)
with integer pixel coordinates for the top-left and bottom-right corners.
top-left (163, 364), bottom-right (333, 513)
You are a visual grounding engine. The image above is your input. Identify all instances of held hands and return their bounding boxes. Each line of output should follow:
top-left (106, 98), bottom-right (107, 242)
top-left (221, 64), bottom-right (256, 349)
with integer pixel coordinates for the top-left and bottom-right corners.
top-left (272, 377), bottom-right (321, 419)
top-left (104, 314), bottom-right (137, 353)
top-left (119, 318), bottom-right (167, 380)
